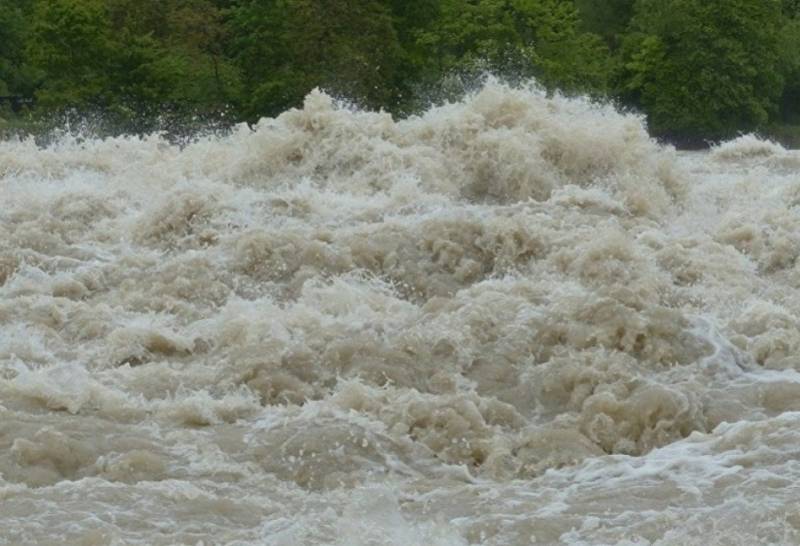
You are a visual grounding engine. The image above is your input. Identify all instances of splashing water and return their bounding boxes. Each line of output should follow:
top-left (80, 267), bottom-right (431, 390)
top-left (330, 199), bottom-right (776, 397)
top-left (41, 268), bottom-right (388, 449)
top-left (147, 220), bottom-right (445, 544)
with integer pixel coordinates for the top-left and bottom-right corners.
top-left (2, 82), bottom-right (800, 545)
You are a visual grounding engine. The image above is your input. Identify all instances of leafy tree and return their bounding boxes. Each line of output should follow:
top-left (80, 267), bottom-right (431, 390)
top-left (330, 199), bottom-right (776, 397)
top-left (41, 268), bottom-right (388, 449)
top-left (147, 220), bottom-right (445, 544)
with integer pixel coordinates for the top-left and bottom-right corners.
top-left (622, 0), bottom-right (786, 142)
top-left (415, 0), bottom-right (611, 95)
top-left (783, 0), bottom-right (800, 18)
top-left (4, 0), bottom-right (798, 144)
top-left (574, 0), bottom-right (635, 48)
top-left (779, 1), bottom-right (800, 123)
top-left (25, 0), bottom-right (240, 127)
top-left (513, 0), bottom-right (612, 92)
top-left (229, 0), bottom-right (403, 120)
top-left (106, 0), bottom-right (240, 109)
top-left (0, 0), bottom-right (36, 99)
top-left (227, 1), bottom-right (304, 118)
top-left (26, 0), bottom-right (119, 107)
top-left (167, 0), bottom-right (240, 105)
top-left (287, 0), bottom-right (402, 105)
top-left (415, 0), bottom-right (521, 73)
top-left (383, 0), bottom-right (442, 110)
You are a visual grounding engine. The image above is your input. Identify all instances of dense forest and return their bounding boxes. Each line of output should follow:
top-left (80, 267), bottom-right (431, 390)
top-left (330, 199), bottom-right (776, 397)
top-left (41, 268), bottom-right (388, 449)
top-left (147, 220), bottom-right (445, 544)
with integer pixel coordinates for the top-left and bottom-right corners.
top-left (1, 0), bottom-right (799, 145)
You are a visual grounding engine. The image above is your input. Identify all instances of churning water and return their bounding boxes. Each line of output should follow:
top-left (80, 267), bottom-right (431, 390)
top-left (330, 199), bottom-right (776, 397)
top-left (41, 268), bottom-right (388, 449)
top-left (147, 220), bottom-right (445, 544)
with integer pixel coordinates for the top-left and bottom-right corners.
top-left (2, 83), bottom-right (800, 545)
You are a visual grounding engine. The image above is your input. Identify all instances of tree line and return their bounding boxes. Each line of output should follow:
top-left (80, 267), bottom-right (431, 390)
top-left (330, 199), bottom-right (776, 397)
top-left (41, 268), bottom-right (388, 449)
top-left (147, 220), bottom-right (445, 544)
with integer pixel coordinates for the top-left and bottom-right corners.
top-left (1, 0), bottom-right (799, 145)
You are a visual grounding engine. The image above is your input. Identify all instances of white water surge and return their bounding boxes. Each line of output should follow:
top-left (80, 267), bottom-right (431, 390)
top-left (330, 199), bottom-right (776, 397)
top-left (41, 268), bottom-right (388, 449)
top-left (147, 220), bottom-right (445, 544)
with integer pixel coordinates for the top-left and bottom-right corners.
top-left (1, 83), bottom-right (800, 545)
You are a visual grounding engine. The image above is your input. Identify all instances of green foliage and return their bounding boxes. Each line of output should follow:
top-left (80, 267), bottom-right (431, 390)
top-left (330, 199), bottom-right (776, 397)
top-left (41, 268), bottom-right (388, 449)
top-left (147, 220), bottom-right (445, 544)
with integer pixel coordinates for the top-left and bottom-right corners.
top-left (0, 0), bottom-right (36, 98)
top-left (574, 0), bottom-right (635, 47)
top-left (513, 0), bottom-right (612, 92)
top-left (229, 0), bottom-right (403, 120)
top-left (2, 0), bottom-right (798, 144)
top-left (26, 0), bottom-right (126, 107)
top-left (779, 13), bottom-right (800, 123)
top-left (622, 0), bottom-right (786, 142)
top-left (414, 0), bottom-right (611, 94)
top-left (783, 0), bottom-right (800, 18)
top-left (24, 0), bottom-right (234, 113)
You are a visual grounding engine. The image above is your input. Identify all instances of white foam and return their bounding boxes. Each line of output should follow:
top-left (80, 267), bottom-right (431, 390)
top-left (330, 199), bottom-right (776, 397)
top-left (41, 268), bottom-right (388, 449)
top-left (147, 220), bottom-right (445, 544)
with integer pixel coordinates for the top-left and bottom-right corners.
top-left (1, 82), bottom-right (799, 544)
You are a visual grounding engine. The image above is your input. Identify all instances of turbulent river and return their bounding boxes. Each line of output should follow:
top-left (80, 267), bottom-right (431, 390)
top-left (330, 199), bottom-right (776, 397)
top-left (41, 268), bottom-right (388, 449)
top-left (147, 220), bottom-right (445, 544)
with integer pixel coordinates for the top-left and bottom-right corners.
top-left (2, 83), bottom-right (800, 545)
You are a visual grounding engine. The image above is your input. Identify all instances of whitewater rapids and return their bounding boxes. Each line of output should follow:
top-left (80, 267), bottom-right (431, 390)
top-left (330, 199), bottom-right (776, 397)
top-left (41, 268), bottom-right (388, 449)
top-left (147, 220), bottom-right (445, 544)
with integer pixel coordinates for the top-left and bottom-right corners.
top-left (1, 83), bottom-right (800, 545)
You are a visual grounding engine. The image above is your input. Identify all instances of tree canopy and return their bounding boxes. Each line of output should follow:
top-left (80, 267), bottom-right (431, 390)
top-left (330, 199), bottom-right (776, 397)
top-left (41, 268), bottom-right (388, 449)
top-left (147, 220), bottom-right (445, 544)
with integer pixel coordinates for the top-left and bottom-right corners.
top-left (622, 0), bottom-right (785, 142)
top-left (1, 0), bottom-right (798, 144)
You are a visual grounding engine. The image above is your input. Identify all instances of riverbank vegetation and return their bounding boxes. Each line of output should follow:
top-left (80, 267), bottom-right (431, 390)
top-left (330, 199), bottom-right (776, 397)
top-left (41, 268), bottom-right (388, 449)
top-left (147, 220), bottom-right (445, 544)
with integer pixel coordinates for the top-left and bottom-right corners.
top-left (2, 0), bottom-right (799, 146)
